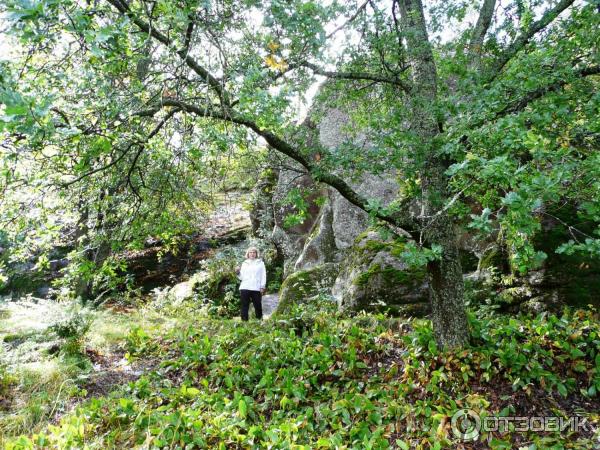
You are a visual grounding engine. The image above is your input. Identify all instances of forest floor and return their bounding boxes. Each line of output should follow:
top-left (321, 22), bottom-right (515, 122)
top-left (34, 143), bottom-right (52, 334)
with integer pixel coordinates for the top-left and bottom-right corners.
top-left (1, 293), bottom-right (599, 449)
top-left (0, 297), bottom-right (171, 440)
top-left (0, 193), bottom-right (259, 445)
top-left (0, 289), bottom-right (282, 447)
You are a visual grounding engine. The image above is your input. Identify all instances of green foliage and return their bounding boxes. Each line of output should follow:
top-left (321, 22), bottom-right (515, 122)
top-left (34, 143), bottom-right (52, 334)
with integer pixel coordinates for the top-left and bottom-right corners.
top-left (52, 251), bottom-right (132, 302)
top-left (557, 236), bottom-right (600, 259)
top-left (267, 265), bottom-right (284, 292)
top-left (441, 3), bottom-right (600, 273)
top-left (50, 312), bottom-right (92, 340)
top-left (275, 263), bottom-right (339, 315)
top-left (1, 1), bottom-right (599, 444)
top-left (397, 242), bottom-right (443, 269)
top-left (0, 361), bottom-right (17, 399)
top-left (49, 310), bottom-right (93, 361)
top-left (0, 297), bottom-right (180, 445)
top-left (0, 261), bottom-right (9, 291)
top-left (1, 0), bottom-right (599, 353)
top-left (124, 326), bottom-right (157, 360)
top-left (279, 187), bottom-right (312, 229)
top-left (194, 253), bottom-right (241, 318)
top-left (5, 304), bottom-right (599, 449)
top-left (469, 309), bottom-right (600, 397)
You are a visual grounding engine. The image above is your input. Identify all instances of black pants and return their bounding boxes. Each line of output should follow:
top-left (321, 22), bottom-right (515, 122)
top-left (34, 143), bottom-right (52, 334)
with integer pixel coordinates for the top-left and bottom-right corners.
top-left (240, 289), bottom-right (263, 321)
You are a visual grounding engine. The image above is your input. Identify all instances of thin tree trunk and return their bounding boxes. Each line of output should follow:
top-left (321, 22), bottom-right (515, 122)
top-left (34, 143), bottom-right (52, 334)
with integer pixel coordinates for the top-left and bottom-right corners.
top-left (74, 202), bottom-right (90, 299)
top-left (399, 0), bottom-right (469, 348)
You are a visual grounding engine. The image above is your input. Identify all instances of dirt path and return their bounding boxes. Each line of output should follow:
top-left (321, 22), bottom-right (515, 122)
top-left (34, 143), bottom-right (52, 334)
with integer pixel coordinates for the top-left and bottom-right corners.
top-left (82, 348), bottom-right (156, 398)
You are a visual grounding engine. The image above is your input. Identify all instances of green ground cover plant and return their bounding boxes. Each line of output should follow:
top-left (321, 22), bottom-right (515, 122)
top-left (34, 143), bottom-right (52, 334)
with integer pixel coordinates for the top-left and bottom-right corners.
top-left (5, 300), bottom-right (599, 449)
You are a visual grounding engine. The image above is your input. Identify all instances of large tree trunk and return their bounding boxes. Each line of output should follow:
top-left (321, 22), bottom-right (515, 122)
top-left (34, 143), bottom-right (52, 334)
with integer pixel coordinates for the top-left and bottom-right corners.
top-left (399, 0), bottom-right (469, 348)
top-left (426, 221), bottom-right (469, 348)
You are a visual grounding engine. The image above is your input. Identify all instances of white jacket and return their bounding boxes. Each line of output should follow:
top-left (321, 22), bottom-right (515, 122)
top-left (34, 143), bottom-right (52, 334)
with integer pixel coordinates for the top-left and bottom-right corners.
top-left (238, 259), bottom-right (266, 291)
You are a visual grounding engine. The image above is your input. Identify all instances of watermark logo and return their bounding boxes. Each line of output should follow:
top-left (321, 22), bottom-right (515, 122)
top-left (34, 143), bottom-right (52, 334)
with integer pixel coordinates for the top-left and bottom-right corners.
top-left (451, 409), bottom-right (594, 442)
top-left (451, 409), bottom-right (481, 441)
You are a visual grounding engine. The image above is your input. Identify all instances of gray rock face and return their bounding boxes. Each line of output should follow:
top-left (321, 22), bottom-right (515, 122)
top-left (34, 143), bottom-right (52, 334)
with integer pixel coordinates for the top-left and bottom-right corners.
top-left (267, 96), bottom-right (434, 315)
top-left (318, 108), bottom-right (358, 149)
top-left (317, 108), bottom-right (400, 251)
top-left (265, 101), bottom-right (419, 314)
top-left (330, 173), bottom-right (399, 250)
top-left (288, 105), bottom-right (400, 272)
top-left (329, 191), bottom-right (370, 250)
top-left (294, 194), bottom-right (340, 271)
top-left (271, 164), bottom-right (324, 277)
top-left (163, 271), bottom-right (210, 304)
top-left (332, 231), bottom-right (429, 316)
top-left (261, 293), bottom-right (280, 317)
top-left (249, 169), bottom-right (277, 239)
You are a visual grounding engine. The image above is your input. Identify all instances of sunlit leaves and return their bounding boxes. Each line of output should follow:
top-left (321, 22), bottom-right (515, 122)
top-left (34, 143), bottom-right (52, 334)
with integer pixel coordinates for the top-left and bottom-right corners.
top-left (264, 53), bottom-right (288, 72)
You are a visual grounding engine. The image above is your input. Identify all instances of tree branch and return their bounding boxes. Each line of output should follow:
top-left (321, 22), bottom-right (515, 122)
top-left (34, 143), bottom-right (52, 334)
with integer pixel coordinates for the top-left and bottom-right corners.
top-left (469, 0), bottom-right (496, 60)
top-left (182, 14), bottom-right (194, 54)
top-left (483, 64), bottom-right (600, 125)
top-left (144, 98), bottom-right (419, 233)
top-left (62, 109), bottom-right (179, 187)
top-left (299, 61), bottom-right (411, 92)
top-left (105, 0), bottom-right (231, 105)
top-left (51, 107), bottom-right (71, 126)
top-left (486, 0), bottom-right (575, 81)
top-left (326, 0), bottom-right (369, 39)
top-left (125, 108), bottom-right (179, 199)
top-left (455, 64), bottom-right (599, 159)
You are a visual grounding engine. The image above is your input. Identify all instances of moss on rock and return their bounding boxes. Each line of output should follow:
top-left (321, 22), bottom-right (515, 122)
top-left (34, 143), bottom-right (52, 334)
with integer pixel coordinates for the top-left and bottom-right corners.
top-left (332, 230), bottom-right (429, 316)
top-left (353, 263), bottom-right (425, 288)
top-left (274, 263), bottom-right (340, 315)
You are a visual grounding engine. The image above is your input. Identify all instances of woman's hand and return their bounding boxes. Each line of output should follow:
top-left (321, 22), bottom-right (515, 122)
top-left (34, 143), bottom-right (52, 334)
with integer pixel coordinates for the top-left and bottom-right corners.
top-left (260, 288), bottom-right (265, 295)
top-left (235, 266), bottom-right (240, 273)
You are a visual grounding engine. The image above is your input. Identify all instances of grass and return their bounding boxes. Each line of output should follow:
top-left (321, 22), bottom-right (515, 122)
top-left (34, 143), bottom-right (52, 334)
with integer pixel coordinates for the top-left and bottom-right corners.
top-left (2, 298), bottom-right (599, 449)
top-left (0, 296), bottom-right (182, 446)
top-left (0, 359), bottom-right (84, 439)
top-left (84, 307), bottom-right (179, 352)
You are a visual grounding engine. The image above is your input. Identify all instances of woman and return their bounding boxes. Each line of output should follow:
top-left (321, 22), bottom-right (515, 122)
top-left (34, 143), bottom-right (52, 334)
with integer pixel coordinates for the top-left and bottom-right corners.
top-left (236, 246), bottom-right (266, 321)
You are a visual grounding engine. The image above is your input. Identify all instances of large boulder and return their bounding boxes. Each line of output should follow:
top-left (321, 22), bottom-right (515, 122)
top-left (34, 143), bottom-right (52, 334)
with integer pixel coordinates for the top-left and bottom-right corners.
top-left (329, 177), bottom-right (399, 250)
top-left (463, 207), bottom-right (600, 313)
top-left (270, 91), bottom-right (422, 319)
top-left (316, 108), bottom-right (400, 251)
top-left (287, 105), bottom-right (401, 272)
top-left (332, 231), bottom-right (429, 316)
top-left (274, 263), bottom-right (340, 315)
top-left (531, 211), bottom-right (600, 309)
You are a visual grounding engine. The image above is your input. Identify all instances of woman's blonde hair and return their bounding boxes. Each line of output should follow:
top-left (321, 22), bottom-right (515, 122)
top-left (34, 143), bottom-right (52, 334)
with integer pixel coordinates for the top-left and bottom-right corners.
top-left (245, 246), bottom-right (260, 258)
